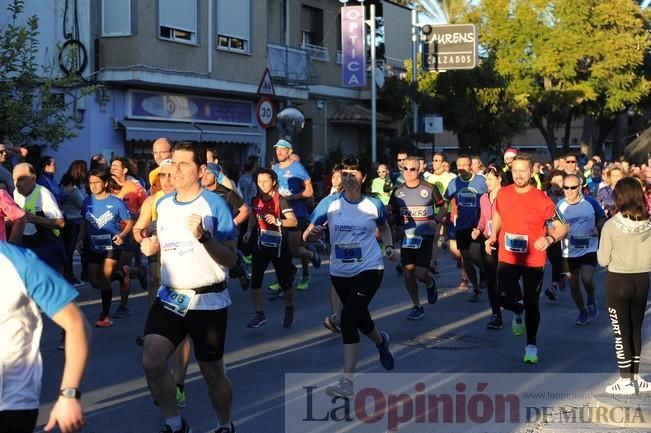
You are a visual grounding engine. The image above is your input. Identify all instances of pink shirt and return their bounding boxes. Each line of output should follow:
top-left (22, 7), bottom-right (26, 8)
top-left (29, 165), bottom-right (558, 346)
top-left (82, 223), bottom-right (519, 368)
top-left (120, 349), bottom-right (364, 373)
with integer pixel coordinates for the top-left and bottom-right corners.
top-left (0, 189), bottom-right (26, 241)
top-left (476, 192), bottom-right (496, 239)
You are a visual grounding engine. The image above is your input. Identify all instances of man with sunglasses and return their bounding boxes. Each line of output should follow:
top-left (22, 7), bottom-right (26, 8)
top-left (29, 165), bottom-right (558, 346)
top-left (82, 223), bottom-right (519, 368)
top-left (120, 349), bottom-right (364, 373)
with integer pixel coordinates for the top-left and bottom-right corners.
top-left (564, 154), bottom-right (581, 176)
top-left (556, 173), bottom-right (605, 325)
top-left (390, 156), bottom-right (445, 320)
top-left (390, 150), bottom-right (408, 185)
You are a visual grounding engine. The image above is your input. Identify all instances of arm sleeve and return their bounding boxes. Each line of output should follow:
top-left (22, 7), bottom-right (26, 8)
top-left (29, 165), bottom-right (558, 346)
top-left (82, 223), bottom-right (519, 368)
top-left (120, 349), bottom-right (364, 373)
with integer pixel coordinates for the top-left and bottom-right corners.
top-left (370, 196), bottom-right (386, 226)
top-left (210, 195), bottom-right (237, 241)
top-left (11, 246), bottom-right (79, 317)
top-left (0, 189), bottom-right (26, 221)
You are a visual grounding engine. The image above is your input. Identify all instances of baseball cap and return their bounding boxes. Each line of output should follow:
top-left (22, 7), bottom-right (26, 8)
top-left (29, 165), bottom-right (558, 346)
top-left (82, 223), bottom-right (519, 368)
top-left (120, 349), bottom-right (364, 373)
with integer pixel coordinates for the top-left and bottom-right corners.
top-left (274, 139), bottom-right (293, 149)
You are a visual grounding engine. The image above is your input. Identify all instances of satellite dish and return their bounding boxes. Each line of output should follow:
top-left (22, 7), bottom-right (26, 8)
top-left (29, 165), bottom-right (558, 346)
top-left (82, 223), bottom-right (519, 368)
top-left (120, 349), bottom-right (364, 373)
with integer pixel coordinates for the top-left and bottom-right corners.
top-left (374, 67), bottom-right (385, 88)
top-left (276, 107), bottom-right (305, 141)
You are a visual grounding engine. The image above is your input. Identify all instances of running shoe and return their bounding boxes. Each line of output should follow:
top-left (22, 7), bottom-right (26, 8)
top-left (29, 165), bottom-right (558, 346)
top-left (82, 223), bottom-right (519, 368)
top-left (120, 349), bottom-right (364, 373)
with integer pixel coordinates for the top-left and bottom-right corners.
top-left (558, 276), bottom-right (567, 291)
top-left (544, 285), bottom-right (557, 301)
top-left (487, 315), bottom-right (503, 330)
top-left (458, 278), bottom-right (469, 289)
top-left (605, 378), bottom-right (636, 395)
top-left (283, 306), bottom-right (295, 328)
top-left (395, 264), bottom-right (404, 275)
top-left (426, 280), bottom-right (438, 304)
top-left (523, 344), bottom-right (539, 364)
top-left (326, 378), bottom-right (354, 399)
top-left (95, 315), bottom-right (113, 328)
top-left (306, 244), bottom-right (321, 269)
top-left (176, 387), bottom-right (186, 408)
top-left (588, 300), bottom-right (599, 319)
top-left (215, 422), bottom-right (235, 433)
top-left (268, 290), bottom-right (284, 301)
top-left (247, 312), bottom-right (267, 328)
top-left (407, 305), bottom-right (425, 320)
top-left (376, 331), bottom-right (395, 371)
top-left (635, 377), bottom-right (651, 393)
top-left (239, 273), bottom-right (251, 291)
top-left (297, 275), bottom-right (310, 291)
top-left (242, 254), bottom-right (252, 265)
top-left (511, 315), bottom-right (524, 336)
top-left (268, 282), bottom-right (281, 292)
top-left (468, 290), bottom-right (482, 303)
top-left (160, 418), bottom-right (191, 433)
top-left (323, 314), bottom-right (341, 333)
top-left (135, 336), bottom-right (145, 346)
top-left (575, 310), bottom-right (590, 326)
top-left (112, 304), bottom-right (131, 318)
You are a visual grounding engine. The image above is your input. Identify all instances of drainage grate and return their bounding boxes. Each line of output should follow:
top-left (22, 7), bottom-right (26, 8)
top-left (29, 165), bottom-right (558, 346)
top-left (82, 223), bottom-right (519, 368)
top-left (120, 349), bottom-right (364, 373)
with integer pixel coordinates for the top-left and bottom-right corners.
top-left (404, 333), bottom-right (486, 350)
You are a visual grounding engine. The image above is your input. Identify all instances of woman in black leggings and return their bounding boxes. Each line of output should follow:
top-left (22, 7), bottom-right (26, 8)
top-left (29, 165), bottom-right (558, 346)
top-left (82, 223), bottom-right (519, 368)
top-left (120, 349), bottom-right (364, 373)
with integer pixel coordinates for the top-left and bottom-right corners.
top-left (303, 155), bottom-right (396, 398)
top-left (598, 177), bottom-right (651, 395)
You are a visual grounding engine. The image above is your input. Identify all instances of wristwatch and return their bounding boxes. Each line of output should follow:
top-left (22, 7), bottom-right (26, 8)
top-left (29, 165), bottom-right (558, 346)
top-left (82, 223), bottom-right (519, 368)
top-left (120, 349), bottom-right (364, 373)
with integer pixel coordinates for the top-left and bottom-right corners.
top-left (59, 388), bottom-right (82, 399)
top-left (198, 230), bottom-right (212, 243)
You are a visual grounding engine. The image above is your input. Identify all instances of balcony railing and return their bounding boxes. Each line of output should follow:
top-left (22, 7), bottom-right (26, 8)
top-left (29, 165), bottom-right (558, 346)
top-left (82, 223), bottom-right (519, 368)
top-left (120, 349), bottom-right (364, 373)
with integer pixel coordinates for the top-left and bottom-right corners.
top-left (266, 43), bottom-right (313, 86)
top-left (301, 42), bottom-right (330, 62)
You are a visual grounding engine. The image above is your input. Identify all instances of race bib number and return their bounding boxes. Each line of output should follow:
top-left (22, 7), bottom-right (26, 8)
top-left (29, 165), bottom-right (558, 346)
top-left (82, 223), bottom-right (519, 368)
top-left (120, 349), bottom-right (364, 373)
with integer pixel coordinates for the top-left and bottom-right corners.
top-left (402, 234), bottom-right (423, 249)
top-left (570, 235), bottom-right (591, 249)
top-left (504, 233), bottom-right (528, 253)
top-left (260, 229), bottom-right (282, 248)
top-left (334, 243), bottom-right (363, 263)
top-left (458, 191), bottom-right (477, 207)
top-left (158, 286), bottom-right (195, 317)
top-left (91, 234), bottom-right (113, 250)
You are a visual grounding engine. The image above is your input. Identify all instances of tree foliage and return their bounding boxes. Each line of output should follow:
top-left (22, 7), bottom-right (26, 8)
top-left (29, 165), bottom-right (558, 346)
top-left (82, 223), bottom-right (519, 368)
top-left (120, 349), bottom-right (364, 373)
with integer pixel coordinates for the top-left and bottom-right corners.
top-left (0, 0), bottom-right (96, 150)
top-left (480, 0), bottom-right (651, 157)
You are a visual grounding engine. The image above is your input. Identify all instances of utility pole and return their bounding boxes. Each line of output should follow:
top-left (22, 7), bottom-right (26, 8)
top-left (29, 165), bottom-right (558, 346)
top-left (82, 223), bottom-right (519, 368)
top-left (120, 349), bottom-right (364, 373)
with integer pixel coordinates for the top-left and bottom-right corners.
top-left (411, 8), bottom-right (419, 141)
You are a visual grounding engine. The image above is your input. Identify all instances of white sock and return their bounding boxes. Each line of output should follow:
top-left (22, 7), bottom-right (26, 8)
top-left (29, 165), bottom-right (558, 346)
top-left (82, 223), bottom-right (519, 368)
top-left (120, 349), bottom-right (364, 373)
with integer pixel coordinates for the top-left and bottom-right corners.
top-left (165, 416), bottom-right (182, 431)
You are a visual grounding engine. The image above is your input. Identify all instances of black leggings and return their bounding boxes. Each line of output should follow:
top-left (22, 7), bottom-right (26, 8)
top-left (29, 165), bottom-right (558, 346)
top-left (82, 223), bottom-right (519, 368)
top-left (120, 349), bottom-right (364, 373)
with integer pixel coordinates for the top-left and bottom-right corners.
top-left (497, 263), bottom-right (545, 345)
top-left (250, 238), bottom-right (294, 291)
top-left (546, 242), bottom-right (567, 284)
top-left (481, 244), bottom-right (500, 316)
top-left (331, 270), bottom-right (384, 344)
top-left (0, 409), bottom-right (38, 433)
top-left (605, 272), bottom-right (650, 379)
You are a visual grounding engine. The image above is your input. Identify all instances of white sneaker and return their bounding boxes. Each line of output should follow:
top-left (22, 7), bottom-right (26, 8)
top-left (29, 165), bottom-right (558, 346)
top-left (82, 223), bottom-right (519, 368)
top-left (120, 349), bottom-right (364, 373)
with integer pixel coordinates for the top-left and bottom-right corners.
top-left (605, 377), bottom-right (636, 395)
top-left (635, 377), bottom-right (651, 393)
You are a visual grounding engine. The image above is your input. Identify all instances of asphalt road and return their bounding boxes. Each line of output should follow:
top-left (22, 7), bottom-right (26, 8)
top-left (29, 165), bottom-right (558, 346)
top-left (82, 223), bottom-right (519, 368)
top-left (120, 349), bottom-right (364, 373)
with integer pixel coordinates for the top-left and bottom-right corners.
top-left (35, 250), bottom-right (651, 433)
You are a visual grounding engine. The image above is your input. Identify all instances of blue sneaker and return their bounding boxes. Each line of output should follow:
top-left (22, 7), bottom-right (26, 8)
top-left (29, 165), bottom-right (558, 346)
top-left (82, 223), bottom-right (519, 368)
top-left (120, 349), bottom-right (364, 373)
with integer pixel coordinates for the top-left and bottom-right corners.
top-left (407, 305), bottom-right (425, 320)
top-left (376, 331), bottom-right (395, 371)
top-left (588, 300), bottom-right (599, 319)
top-left (576, 310), bottom-right (590, 326)
top-left (426, 280), bottom-right (438, 305)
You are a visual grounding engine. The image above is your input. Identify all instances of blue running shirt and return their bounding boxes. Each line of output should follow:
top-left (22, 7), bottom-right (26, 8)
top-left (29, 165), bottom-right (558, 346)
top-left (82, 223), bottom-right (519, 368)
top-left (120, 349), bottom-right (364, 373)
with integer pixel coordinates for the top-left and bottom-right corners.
top-left (444, 175), bottom-right (488, 230)
top-left (81, 194), bottom-right (132, 253)
top-left (272, 161), bottom-right (311, 218)
top-left (557, 196), bottom-right (605, 258)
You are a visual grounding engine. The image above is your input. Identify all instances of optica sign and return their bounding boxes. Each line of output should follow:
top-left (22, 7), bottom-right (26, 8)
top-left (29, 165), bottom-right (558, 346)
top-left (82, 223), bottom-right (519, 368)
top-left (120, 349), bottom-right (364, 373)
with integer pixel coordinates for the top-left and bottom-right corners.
top-left (341, 6), bottom-right (366, 87)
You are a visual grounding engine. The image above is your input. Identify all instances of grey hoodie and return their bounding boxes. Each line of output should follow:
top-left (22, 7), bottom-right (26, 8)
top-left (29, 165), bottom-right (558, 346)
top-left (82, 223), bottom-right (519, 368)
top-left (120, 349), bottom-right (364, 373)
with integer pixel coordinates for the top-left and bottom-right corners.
top-left (597, 213), bottom-right (651, 273)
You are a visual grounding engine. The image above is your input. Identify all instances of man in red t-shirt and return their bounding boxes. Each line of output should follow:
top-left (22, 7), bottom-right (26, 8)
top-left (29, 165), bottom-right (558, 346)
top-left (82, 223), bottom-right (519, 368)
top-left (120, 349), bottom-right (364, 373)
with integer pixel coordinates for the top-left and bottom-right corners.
top-left (486, 154), bottom-right (568, 364)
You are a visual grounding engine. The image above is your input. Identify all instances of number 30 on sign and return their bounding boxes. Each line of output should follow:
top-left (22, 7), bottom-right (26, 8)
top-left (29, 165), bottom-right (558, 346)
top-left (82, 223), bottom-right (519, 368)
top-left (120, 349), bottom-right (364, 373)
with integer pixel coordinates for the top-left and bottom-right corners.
top-left (256, 97), bottom-right (276, 128)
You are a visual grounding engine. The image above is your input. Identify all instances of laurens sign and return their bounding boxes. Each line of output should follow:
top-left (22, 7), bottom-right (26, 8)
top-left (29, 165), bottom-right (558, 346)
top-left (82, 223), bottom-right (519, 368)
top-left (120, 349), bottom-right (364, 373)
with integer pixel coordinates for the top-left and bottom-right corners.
top-left (341, 6), bottom-right (366, 87)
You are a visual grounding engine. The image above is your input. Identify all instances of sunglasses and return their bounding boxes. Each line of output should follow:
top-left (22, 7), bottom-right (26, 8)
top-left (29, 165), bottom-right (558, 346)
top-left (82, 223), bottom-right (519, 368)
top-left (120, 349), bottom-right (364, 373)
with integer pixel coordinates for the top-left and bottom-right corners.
top-left (402, 167), bottom-right (419, 172)
top-left (397, 158), bottom-right (406, 162)
top-left (563, 185), bottom-right (580, 190)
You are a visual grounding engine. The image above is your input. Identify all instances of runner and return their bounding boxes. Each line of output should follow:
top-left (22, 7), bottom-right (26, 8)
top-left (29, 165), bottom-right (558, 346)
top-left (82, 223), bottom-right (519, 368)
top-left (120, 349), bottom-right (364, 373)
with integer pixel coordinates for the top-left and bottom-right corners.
top-left (78, 167), bottom-right (134, 328)
top-left (444, 155), bottom-right (488, 301)
top-left (485, 154), bottom-right (568, 364)
top-left (543, 170), bottom-right (570, 300)
top-left (472, 165), bottom-right (504, 329)
top-left (323, 164), bottom-right (344, 333)
top-left (271, 139), bottom-right (320, 291)
top-left (243, 168), bottom-right (297, 328)
top-left (0, 243), bottom-right (90, 433)
top-left (426, 152), bottom-right (456, 273)
top-left (389, 156), bottom-right (445, 320)
top-left (140, 142), bottom-right (237, 433)
top-left (12, 162), bottom-right (66, 273)
top-left (303, 154), bottom-right (395, 398)
top-left (556, 173), bottom-right (605, 325)
top-left (598, 177), bottom-right (651, 394)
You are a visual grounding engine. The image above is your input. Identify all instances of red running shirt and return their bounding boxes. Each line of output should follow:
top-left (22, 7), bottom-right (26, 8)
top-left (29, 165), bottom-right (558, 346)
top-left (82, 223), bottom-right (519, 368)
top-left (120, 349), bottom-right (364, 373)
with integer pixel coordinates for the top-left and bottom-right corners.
top-left (495, 185), bottom-right (556, 267)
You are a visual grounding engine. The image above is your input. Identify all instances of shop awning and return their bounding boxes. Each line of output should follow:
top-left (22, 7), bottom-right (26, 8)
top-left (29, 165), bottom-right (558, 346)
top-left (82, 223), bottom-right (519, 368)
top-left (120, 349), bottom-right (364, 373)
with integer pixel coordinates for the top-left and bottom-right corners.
top-left (195, 123), bottom-right (263, 145)
top-left (120, 119), bottom-right (201, 142)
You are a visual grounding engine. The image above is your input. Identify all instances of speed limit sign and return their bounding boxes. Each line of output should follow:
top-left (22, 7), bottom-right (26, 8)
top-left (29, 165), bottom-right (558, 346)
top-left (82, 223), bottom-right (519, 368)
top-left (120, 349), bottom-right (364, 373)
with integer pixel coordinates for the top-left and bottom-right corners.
top-left (256, 97), bottom-right (276, 128)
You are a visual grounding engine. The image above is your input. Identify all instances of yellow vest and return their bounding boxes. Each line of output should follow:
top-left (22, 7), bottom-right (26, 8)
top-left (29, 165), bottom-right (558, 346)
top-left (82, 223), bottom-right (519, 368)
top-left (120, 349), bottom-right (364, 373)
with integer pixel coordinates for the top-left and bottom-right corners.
top-left (24, 185), bottom-right (60, 237)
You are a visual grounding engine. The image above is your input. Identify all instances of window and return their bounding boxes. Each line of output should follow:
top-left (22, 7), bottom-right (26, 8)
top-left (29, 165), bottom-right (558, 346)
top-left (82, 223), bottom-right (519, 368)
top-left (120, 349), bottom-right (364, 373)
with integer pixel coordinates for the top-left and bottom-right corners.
top-left (301, 5), bottom-right (323, 46)
top-left (159, 0), bottom-right (197, 44)
top-left (102, 0), bottom-right (132, 36)
top-left (217, 0), bottom-right (250, 53)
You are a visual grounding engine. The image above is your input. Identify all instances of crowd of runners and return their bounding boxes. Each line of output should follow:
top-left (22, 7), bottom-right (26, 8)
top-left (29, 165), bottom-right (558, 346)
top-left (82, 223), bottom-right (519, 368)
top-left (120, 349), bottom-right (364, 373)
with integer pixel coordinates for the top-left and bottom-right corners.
top-left (1, 137), bottom-right (650, 432)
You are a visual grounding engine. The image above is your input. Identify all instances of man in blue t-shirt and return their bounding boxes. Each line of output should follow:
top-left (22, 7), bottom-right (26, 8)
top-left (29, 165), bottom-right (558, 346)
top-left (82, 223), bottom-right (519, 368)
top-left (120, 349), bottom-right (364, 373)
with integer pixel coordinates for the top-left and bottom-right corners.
top-left (0, 243), bottom-right (90, 433)
top-left (445, 155), bottom-right (488, 300)
top-left (271, 139), bottom-right (320, 291)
